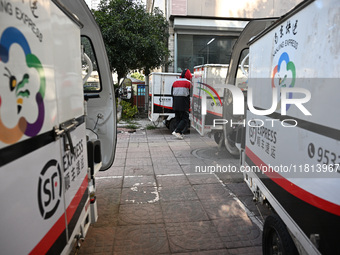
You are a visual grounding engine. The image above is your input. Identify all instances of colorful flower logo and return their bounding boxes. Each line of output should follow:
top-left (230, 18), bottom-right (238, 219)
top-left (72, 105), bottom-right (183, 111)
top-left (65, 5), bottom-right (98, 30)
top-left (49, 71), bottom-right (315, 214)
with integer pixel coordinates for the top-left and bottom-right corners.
top-left (197, 81), bottom-right (223, 106)
top-left (271, 52), bottom-right (296, 111)
top-left (0, 27), bottom-right (46, 144)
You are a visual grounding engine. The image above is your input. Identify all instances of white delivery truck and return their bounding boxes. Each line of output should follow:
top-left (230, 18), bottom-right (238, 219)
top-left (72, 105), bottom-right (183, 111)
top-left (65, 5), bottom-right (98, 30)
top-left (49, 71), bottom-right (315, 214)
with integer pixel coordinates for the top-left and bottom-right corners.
top-left (191, 64), bottom-right (228, 145)
top-left (222, 0), bottom-right (340, 254)
top-left (0, 0), bottom-right (116, 254)
top-left (148, 72), bottom-right (180, 130)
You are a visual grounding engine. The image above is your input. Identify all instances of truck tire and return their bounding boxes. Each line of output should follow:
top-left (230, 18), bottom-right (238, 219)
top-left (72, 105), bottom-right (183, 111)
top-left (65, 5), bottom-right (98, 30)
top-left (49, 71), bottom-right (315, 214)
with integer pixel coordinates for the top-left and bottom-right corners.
top-left (263, 214), bottom-right (298, 255)
top-left (214, 132), bottom-right (224, 149)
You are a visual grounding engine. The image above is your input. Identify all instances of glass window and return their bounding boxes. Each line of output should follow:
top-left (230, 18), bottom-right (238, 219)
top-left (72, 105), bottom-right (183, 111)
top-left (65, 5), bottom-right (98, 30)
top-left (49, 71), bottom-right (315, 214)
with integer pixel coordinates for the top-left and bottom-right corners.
top-left (82, 36), bottom-right (101, 92)
top-left (177, 35), bottom-right (237, 72)
top-left (235, 49), bottom-right (249, 89)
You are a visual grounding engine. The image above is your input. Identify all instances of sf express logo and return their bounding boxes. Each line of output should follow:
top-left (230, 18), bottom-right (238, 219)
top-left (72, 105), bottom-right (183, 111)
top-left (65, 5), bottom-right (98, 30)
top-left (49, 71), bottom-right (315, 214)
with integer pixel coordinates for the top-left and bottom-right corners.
top-left (37, 160), bottom-right (62, 220)
top-left (248, 120), bottom-right (277, 146)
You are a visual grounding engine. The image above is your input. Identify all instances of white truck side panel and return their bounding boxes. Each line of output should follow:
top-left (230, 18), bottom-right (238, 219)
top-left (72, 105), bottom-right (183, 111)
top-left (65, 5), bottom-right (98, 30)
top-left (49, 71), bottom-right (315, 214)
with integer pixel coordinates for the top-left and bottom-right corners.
top-left (246, 112), bottom-right (340, 206)
top-left (192, 64), bottom-right (228, 136)
top-left (0, 122), bottom-right (89, 255)
top-left (60, 122), bottom-right (89, 255)
top-left (52, 5), bottom-right (84, 123)
top-left (0, 1), bottom-right (90, 254)
top-left (249, 1), bottom-right (340, 127)
top-left (148, 72), bottom-right (179, 122)
top-left (0, 0), bottom-right (58, 148)
top-left (192, 67), bottom-right (204, 135)
top-left (245, 0), bottom-right (340, 254)
top-left (0, 140), bottom-right (65, 255)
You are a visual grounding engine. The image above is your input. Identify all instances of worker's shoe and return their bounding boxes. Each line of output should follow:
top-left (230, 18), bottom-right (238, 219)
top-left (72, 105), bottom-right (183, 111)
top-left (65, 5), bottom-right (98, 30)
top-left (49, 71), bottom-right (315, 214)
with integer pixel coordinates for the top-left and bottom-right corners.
top-left (172, 131), bottom-right (184, 140)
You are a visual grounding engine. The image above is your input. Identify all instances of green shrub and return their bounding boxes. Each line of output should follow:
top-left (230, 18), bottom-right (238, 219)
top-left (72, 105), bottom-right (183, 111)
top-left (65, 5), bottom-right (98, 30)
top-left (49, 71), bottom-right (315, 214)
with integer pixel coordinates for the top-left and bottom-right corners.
top-left (126, 124), bottom-right (138, 129)
top-left (146, 124), bottom-right (157, 130)
top-left (126, 119), bottom-right (138, 125)
top-left (120, 100), bottom-right (138, 120)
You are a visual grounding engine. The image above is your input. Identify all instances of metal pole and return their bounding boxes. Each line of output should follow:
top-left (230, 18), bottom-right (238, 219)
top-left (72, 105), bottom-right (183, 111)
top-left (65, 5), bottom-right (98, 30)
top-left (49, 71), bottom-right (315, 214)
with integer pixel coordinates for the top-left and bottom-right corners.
top-left (207, 46), bottom-right (209, 64)
top-left (174, 32), bottom-right (178, 72)
top-left (145, 74), bottom-right (149, 114)
top-left (206, 38), bottom-right (215, 65)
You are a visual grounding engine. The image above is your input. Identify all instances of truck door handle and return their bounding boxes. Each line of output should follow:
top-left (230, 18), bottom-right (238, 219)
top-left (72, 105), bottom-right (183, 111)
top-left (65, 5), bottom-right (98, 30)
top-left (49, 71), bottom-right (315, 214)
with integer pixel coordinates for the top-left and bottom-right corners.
top-left (63, 128), bottom-right (75, 155)
top-left (54, 119), bottom-right (78, 155)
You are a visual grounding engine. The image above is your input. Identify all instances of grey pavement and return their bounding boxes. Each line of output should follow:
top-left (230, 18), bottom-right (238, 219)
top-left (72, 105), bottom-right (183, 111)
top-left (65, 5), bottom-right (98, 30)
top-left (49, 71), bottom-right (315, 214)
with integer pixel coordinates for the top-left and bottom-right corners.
top-left (75, 119), bottom-right (271, 255)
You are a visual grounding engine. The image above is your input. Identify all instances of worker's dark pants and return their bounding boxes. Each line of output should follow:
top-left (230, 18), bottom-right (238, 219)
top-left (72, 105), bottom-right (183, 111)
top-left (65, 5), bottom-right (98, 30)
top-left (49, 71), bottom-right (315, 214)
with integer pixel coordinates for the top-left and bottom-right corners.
top-left (174, 110), bottom-right (189, 134)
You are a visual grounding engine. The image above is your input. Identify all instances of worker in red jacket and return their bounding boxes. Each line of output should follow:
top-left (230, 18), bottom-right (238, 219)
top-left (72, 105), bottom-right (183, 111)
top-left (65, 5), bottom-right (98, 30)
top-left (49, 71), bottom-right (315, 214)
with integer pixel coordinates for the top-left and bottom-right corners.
top-left (171, 68), bottom-right (192, 139)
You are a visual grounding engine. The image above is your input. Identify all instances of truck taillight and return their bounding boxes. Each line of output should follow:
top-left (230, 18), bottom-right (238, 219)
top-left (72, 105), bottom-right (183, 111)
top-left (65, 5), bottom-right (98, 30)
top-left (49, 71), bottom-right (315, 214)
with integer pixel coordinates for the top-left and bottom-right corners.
top-left (90, 192), bottom-right (96, 203)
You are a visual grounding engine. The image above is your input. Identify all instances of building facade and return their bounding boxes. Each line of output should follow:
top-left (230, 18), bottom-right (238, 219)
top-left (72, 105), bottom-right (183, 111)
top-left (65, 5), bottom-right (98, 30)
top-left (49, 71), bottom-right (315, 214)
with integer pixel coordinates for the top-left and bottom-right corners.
top-left (88, 0), bottom-right (100, 10)
top-left (146, 0), bottom-right (303, 73)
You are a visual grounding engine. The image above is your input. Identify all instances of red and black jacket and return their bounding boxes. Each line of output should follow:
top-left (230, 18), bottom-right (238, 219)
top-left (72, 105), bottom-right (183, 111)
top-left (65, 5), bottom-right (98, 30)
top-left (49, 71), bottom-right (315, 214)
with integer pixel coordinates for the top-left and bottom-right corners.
top-left (171, 69), bottom-right (192, 111)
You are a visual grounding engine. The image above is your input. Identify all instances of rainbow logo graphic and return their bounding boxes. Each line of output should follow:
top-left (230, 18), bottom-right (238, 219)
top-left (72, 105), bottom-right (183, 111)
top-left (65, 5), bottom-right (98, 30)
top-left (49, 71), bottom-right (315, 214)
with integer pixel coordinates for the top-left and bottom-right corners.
top-left (271, 52), bottom-right (296, 111)
top-left (197, 81), bottom-right (223, 106)
top-left (0, 27), bottom-right (46, 144)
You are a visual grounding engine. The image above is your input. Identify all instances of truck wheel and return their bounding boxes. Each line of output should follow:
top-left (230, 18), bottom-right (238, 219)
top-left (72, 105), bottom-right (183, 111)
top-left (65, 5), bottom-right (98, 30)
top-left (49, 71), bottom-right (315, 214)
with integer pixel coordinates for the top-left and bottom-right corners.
top-left (263, 214), bottom-right (298, 255)
top-left (169, 118), bottom-right (177, 132)
top-left (214, 132), bottom-right (223, 145)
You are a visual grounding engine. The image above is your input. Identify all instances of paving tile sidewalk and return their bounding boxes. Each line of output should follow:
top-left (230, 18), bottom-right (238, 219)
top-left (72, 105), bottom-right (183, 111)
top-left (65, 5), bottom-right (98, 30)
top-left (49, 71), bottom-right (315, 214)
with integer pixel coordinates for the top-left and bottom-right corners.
top-left (75, 123), bottom-right (266, 255)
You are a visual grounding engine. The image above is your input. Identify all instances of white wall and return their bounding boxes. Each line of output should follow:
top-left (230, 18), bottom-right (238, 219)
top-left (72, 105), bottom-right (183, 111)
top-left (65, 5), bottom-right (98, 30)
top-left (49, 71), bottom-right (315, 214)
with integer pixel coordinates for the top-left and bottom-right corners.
top-left (171, 0), bottom-right (303, 18)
